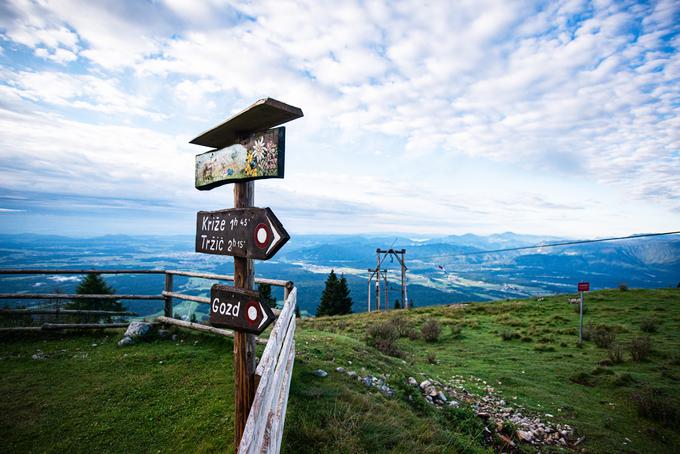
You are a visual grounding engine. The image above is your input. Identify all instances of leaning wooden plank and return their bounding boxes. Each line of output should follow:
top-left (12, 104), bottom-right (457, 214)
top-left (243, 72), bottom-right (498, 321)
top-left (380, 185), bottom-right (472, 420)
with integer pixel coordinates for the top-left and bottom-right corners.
top-left (156, 316), bottom-right (268, 345)
top-left (0, 293), bottom-right (163, 300)
top-left (260, 326), bottom-right (295, 454)
top-left (0, 269), bottom-right (164, 275)
top-left (41, 323), bottom-right (130, 330)
top-left (0, 309), bottom-right (138, 316)
top-left (256, 288), bottom-right (296, 377)
top-left (268, 341), bottom-right (296, 454)
top-left (241, 308), bottom-right (296, 454)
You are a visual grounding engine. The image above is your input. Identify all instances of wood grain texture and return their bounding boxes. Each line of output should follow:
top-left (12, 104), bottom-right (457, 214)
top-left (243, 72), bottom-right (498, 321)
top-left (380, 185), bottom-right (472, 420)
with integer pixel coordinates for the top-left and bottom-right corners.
top-left (190, 98), bottom-right (302, 149)
top-left (233, 181), bottom-right (257, 452)
top-left (239, 287), bottom-right (296, 454)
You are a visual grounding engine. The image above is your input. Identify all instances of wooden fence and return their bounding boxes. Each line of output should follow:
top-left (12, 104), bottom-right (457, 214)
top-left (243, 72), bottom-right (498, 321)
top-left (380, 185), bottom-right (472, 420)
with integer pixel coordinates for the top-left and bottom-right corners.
top-left (239, 286), bottom-right (297, 454)
top-left (0, 269), bottom-right (290, 340)
top-left (0, 268), bottom-right (298, 452)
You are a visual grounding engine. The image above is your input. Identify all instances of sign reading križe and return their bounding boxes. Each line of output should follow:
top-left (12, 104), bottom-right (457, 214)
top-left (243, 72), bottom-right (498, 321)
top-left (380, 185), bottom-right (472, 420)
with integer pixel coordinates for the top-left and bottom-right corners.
top-left (195, 207), bottom-right (289, 260)
top-left (578, 282), bottom-right (590, 292)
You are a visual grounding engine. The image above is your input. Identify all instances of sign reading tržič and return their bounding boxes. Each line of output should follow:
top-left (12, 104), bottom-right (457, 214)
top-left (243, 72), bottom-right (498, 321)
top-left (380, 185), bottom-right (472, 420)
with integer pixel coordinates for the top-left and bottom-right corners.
top-left (195, 207), bottom-right (289, 260)
top-left (210, 285), bottom-right (276, 335)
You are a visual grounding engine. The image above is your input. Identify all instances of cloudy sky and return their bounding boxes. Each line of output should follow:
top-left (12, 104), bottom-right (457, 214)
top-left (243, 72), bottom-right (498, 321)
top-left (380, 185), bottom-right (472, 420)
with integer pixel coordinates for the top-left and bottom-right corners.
top-left (0, 0), bottom-right (678, 238)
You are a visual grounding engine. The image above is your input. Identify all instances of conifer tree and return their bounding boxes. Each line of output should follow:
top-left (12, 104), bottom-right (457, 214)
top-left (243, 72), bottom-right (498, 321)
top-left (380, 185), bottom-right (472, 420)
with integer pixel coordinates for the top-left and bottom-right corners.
top-left (316, 270), bottom-right (353, 316)
top-left (67, 273), bottom-right (124, 321)
top-left (258, 283), bottom-right (277, 308)
top-left (336, 275), bottom-right (353, 315)
top-left (316, 270), bottom-right (339, 316)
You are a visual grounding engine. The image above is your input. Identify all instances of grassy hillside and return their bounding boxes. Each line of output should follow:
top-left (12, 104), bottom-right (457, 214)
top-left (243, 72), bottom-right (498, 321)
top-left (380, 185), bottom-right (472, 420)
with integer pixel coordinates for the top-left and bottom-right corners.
top-left (1, 288), bottom-right (679, 453)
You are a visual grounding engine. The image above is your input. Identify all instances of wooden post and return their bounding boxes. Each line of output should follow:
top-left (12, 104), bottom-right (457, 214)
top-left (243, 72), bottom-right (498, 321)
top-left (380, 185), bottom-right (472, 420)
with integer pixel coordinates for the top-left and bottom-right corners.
top-left (234, 181), bottom-right (256, 451)
top-left (384, 269), bottom-right (389, 311)
top-left (164, 272), bottom-right (173, 317)
top-left (375, 250), bottom-right (381, 311)
top-left (401, 250), bottom-right (407, 309)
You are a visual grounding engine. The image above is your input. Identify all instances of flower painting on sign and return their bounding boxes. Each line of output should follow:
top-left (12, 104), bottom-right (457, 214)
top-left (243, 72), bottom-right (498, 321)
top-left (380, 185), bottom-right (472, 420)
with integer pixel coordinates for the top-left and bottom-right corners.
top-left (195, 127), bottom-right (285, 190)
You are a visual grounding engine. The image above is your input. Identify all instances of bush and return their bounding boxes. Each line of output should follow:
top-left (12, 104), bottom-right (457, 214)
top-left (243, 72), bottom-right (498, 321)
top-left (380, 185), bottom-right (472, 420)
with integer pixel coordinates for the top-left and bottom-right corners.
top-left (592, 327), bottom-right (616, 349)
top-left (448, 323), bottom-right (463, 338)
top-left (421, 319), bottom-right (442, 343)
top-left (631, 387), bottom-right (679, 426)
top-left (569, 371), bottom-right (594, 386)
top-left (407, 329), bottom-right (420, 341)
top-left (427, 352), bottom-right (437, 364)
top-left (367, 321), bottom-right (403, 358)
top-left (619, 283), bottom-right (629, 291)
top-left (500, 330), bottom-right (519, 341)
top-left (608, 343), bottom-right (625, 364)
top-left (629, 336), bottom-right (652, 362)
top-left (640, 318), bottom-right (659, 333)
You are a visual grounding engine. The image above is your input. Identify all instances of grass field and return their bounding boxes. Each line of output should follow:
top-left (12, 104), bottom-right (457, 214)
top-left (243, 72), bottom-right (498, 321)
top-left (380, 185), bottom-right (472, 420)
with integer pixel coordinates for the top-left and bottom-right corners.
top-left (1, 288), bottom-right (679, 453)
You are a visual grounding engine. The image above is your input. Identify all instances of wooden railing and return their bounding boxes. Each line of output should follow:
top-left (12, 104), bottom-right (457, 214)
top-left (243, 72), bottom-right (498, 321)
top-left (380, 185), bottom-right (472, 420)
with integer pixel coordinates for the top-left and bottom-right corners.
top-left (0, 269), bottom-right (291, 339)
top-left (0, 268), bottom-right (298, 453)
top-left (239, 287), bottom-right (297, 454)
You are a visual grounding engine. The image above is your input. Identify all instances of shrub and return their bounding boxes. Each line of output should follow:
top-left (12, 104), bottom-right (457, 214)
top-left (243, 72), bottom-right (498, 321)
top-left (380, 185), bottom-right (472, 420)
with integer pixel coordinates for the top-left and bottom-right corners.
top-left (619, 283), bottom-right (629, 291)
top-left (640, 318), bottom-right (659, 333)
top-left (448, 323), bottom-right (463, 338)
top-left (610, 373), bottom-right (636, 387)
top-left (629, 336), bottom-right (652, 362)
top-left (631, 387), bottom-right (679, 426)
top-left (500, 330), bottom-right (519, 341)
top-left (427, 352), bottom-right (437, 364)
top-left (592, 327), bottom-right (616, 348)
top-left (608, 343), bottom-right (625, 364)
top-left (421, 319), bottom-right (441, 343)
top-left (407, 329), bottom-right (420, 341)
top-left (569, 371), bottom-right (594, 386)
top-left (367, 321), bottom-right (403, 358)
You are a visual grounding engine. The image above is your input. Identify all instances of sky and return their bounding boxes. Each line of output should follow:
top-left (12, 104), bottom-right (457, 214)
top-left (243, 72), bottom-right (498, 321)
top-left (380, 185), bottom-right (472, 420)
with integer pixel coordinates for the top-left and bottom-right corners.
top-left (0, 0), bottom-right (678, 238)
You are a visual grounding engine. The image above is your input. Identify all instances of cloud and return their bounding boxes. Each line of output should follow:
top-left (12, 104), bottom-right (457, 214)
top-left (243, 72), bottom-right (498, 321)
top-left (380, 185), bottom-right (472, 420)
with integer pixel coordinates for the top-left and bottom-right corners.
top-left (0, 0), bottom-right (678, 236)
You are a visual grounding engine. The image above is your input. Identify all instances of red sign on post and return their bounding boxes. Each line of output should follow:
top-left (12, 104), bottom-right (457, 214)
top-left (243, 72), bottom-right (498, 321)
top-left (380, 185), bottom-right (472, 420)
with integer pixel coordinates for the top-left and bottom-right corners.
top-left (578, 282), bottom-right (590, 292)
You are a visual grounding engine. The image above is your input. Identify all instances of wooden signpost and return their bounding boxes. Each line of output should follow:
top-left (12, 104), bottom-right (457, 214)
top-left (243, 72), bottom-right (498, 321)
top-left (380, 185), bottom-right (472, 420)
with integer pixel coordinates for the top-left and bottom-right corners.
top-left (190, 97), bottom-right (302, 452)
top-left (210, 284), bottom-right (276, 335)
top-left (195, 207), bottom-right (289, 260)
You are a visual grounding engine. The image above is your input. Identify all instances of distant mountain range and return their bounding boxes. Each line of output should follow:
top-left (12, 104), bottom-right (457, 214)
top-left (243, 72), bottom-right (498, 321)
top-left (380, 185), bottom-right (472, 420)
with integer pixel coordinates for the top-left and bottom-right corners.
top-left (0, 232), bottom-right (678, 318)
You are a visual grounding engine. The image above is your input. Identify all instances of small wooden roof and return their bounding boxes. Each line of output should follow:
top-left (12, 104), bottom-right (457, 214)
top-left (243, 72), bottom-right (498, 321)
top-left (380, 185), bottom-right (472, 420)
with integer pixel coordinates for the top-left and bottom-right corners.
top-left (190, 98), bottom-right (303, 149)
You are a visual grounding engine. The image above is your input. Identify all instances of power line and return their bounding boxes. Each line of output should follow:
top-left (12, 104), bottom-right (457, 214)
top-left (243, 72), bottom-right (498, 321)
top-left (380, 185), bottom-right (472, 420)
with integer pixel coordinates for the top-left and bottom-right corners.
top-left (411, 230), bottom-right (680, 261)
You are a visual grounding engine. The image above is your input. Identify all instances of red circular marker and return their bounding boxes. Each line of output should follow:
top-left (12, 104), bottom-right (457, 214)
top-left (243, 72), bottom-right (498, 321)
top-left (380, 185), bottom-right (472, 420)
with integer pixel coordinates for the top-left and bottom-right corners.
top-left (244, 300), bottom-right (262, 327)
top-left (254, 223), bottom-right (271, 249)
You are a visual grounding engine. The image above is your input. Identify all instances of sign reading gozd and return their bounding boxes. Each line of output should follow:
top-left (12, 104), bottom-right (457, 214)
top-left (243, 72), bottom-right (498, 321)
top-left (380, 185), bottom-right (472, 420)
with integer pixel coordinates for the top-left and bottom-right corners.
top-left (195, 207), bottom-right (289, 260)
top-left (210, 284), bottom-right (275, 335)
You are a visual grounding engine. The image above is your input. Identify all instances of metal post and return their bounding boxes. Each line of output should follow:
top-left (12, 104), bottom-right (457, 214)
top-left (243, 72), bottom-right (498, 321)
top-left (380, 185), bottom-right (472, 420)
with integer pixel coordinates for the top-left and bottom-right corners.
top-left (579, 291), bottom-right (584, 344)
top-left (233, 181), bottom-right (256, 451)
top-left (401, 250), bottom-right (407, 309)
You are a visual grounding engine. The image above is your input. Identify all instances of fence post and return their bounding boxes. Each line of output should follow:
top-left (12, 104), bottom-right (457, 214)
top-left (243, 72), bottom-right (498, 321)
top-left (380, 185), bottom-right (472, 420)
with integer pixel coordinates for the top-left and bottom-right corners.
top-left (164, 272), bottom-right (173, 318)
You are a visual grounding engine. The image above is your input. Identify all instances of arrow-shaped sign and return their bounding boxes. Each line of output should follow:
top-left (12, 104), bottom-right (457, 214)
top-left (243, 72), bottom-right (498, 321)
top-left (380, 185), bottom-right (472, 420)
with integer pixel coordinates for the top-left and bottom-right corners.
top-left (209, 285), bottom-right (275, 335)
top-left (195, 207), bottom-right (289, 260)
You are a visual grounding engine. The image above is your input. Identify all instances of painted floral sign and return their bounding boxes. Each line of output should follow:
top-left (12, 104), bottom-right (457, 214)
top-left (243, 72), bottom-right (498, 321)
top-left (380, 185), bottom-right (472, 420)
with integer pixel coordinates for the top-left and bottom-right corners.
top-left (195, 127), bottom-right (285, 190)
